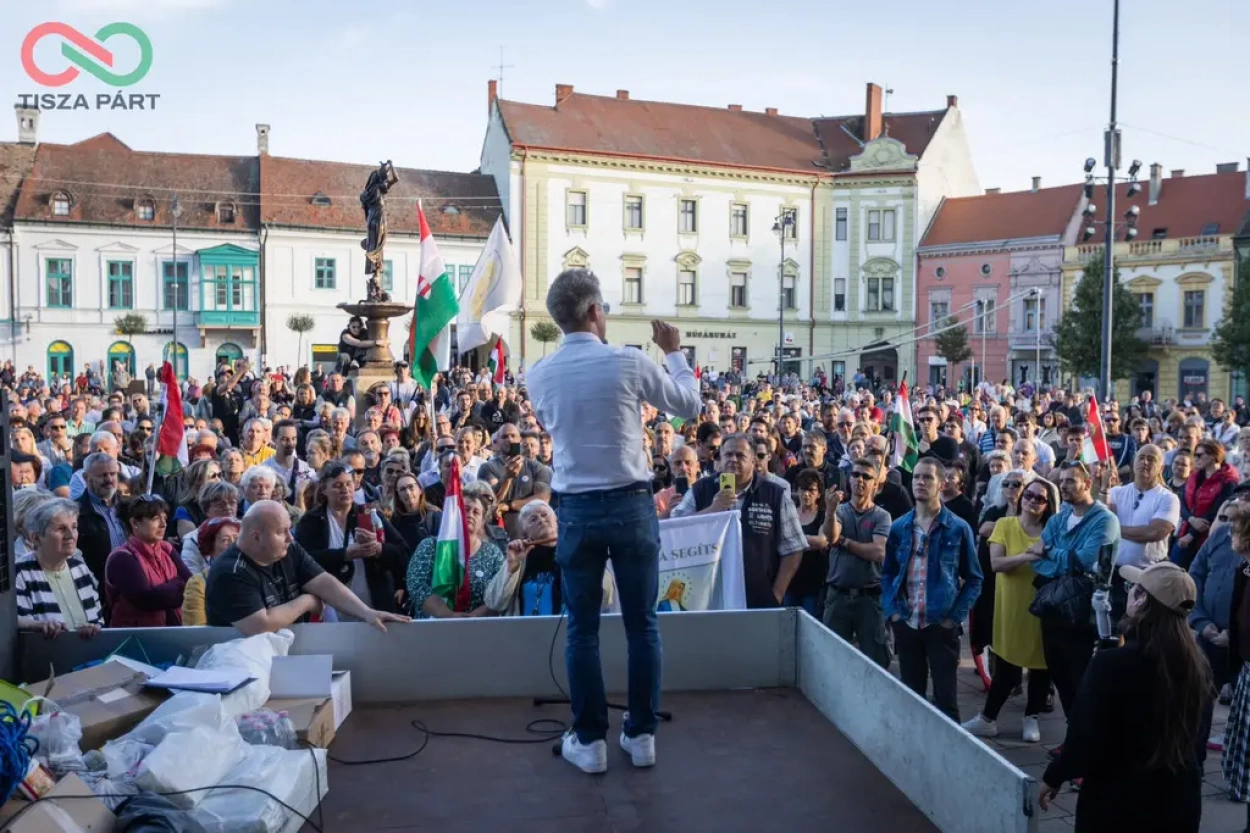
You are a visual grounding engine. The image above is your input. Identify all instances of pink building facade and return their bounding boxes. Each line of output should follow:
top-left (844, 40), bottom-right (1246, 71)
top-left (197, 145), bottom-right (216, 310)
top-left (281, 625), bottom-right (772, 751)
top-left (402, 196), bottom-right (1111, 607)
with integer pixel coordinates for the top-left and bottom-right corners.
top-left (913, 250), bottom-right (1012, 391)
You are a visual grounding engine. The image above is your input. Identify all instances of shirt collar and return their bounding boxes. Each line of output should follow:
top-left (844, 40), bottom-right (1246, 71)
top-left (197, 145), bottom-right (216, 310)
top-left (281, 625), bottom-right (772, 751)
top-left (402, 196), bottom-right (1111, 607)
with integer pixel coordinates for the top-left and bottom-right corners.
top-left (560, 332), bottom-right (601, 347)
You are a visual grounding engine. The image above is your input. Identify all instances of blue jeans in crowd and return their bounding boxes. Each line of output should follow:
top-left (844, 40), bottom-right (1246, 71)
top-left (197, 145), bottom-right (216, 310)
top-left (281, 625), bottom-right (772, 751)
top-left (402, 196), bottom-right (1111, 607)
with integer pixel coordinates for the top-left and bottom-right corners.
top-left (555, 483), bottom-right (662, 744)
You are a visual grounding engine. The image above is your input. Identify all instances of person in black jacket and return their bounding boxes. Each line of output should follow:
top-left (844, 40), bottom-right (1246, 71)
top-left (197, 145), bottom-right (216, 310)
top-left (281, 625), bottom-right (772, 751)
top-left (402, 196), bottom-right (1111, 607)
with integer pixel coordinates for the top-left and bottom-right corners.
top-left (293, 461), bottom-right (408, 615)
top-left (1040, 561), bottom-right (1210, 833)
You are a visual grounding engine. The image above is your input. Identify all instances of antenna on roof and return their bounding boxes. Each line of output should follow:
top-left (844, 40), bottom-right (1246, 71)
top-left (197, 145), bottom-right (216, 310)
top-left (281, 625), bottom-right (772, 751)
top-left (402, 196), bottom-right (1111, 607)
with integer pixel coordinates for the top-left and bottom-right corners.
top-left (882, 87), bottom-right (894, 137)
top-left (494, 46), bottom-right (515, 97)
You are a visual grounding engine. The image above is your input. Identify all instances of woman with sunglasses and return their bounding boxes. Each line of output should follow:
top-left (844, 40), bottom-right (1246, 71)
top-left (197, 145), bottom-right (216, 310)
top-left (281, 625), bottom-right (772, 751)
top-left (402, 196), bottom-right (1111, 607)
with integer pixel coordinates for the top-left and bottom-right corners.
top-left (105, 495), bottom-right (191, 627)
top-left (963, 476), bottom-right (1058, 742)
top-left (171, 459), bottom-right (222, 542)
top-left (1175, 440), bottom-right (1239, 569)
top-left (1040, 560), bottom-right (1209, 832)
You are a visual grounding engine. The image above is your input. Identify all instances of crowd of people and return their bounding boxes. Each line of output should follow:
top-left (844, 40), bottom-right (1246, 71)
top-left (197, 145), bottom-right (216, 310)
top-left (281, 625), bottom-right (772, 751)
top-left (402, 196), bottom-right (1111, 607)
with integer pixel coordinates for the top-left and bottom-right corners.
top-left (7, 292), bottom-right (1250, 830)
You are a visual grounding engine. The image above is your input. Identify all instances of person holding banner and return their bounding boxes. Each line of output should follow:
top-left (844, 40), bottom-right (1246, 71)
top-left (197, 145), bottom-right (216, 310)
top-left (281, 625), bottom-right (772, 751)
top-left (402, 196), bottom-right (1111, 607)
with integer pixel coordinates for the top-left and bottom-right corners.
top-left (526, 269), bottom-right (700, 775)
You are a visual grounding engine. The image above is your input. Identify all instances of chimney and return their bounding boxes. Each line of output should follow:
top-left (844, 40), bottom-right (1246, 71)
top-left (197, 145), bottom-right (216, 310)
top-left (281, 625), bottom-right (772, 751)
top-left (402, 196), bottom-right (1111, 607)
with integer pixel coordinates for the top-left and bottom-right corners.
top-left (488, 79), bottom-right (498, 114)
top-left (255, 123), bottom-right (270, 156)
top-left (1170, 169), bottom-right (1185, 178)
top-left (15, 106), bottom-right (38, 144)
top-left (555, 83), bottom-right (574, 106)
top-left (864, 83), bottom-right (883, 142)
top-left (1216, 161), bottom-right (1239, 174)
top-left (946, 94), bottom-right (958, 109)
top-left (1031, 176), bottom-right (1042, 193)
top-left (1148, 163), bottom-right (1163, 205)
top-left (616, 89), bottom-right (629, 100)
top-left (727, 104), bottom-right (743, 111)
top-left (765, 107), bottom-right (778, 116)
top-left (985, 188), bottom-right (1001, 195)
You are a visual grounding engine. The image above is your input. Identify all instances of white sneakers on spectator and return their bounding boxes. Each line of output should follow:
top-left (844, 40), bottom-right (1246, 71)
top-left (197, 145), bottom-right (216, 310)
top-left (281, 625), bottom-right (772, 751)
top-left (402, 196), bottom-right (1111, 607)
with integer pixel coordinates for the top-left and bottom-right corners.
top-left (561, 732), bottom-right (607, 774)
top-left (961, 714), bottom-right (999, 738)
top-left (1022, 716), bottom-right (1041, 743)
top-left (620, 730), bottom-right (656, 767)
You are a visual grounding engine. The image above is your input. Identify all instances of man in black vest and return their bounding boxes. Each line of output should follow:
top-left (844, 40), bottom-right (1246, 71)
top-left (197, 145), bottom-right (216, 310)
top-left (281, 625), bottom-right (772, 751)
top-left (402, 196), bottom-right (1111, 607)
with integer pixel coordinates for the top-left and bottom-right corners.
top-left (671, 433), bottom-right (807, 608)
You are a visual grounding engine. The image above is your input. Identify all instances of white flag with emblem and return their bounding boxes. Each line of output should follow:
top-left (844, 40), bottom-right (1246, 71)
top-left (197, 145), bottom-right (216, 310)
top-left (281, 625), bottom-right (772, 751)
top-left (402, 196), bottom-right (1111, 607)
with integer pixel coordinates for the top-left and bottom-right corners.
top-left (455, 217), bottom-right (522, 354)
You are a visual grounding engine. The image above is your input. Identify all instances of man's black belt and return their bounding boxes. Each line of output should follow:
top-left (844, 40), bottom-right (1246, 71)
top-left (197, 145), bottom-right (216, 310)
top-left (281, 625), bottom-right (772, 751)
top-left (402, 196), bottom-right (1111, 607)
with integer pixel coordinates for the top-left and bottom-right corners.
top-left (828, 584), bottom-right (881, 597)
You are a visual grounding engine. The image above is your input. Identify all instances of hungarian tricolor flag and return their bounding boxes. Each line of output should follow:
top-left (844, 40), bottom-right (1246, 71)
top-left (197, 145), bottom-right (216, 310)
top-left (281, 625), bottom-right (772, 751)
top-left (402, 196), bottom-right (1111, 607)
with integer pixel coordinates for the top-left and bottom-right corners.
top-left (888, 380), bottom-right (919, 473)
top-left (488, 337), bottom-right (506, 385)
top-left (430, 457), bottom-right (473, 612)
top-left (154, 361), bottom-right (188, 476)
top-left (694, 364), bottom-right (702, 381)
top-left (1082, 395), bottom-right (1112, 464)
top-left (409, 204), bottom-right (459, 391)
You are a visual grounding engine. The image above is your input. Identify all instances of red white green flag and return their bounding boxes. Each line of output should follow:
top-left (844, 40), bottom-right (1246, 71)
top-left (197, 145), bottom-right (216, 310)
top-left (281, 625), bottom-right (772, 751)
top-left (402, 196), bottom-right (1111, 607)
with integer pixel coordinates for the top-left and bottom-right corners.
top-left (488, 337), bottom-right (506, 385)
top-left (408, 204), bottom-right (459, 390)
top-left (888, 380), bottom-right (919, 473)
top-left (1082, 396), bottom-right (1112, 464)
top-left (429, 457), bottom-right (472, 611)
top-left (154, 361), bottom-right (188, 476)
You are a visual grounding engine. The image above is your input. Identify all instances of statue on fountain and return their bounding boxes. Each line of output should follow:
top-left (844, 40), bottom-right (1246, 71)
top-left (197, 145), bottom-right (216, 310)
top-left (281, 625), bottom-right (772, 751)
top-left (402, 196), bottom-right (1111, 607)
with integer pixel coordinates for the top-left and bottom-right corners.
top-left (360, 160), bottom-right (399, 303)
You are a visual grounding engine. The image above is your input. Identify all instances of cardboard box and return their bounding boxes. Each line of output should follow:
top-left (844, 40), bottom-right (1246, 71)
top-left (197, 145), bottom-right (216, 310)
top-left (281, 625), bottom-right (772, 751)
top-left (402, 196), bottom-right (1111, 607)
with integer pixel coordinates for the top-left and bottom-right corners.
top-left (329, 671), bottom-right (351, 730)
top-left (264, 696), bottom-right (336, 748)
top-left (26, 662), bottom-right (167, 753)
top-left (3, 773), bottom-right (115, 833)
top-left (262, 658), bottom-right (352, 748)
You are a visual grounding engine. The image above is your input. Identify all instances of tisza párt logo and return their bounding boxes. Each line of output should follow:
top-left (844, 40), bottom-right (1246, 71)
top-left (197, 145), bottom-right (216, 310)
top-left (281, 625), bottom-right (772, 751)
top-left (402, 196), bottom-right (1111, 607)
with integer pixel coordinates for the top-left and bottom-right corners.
top-left (17, 22), bottom-right (159, 111)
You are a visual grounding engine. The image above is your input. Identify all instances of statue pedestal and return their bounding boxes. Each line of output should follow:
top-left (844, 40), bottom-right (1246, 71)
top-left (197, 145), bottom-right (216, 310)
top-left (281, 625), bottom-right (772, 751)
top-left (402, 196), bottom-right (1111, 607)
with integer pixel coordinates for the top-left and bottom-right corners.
top-left (338, 301), bottom-right (412, 426)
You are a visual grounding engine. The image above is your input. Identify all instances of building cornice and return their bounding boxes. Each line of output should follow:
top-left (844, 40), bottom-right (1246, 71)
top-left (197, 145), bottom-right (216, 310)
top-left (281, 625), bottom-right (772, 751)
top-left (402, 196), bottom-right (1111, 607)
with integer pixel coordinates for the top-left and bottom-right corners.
top-left (917, 235), bottom-right (1063, 258)
top-left (511, 146), bottom-right (828, 188)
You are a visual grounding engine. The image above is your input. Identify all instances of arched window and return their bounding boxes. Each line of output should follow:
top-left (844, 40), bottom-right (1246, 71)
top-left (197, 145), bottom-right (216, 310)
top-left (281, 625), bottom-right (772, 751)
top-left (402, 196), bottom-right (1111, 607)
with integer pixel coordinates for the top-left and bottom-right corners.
top-left (216, 342), bottom-right (243, 367)
top-left (51, 191), bottom-right (71, 216)
top-left (163, 342), bottom-right (189, 380)
top-left (47, 341), bottom-right (73, 379)
top-left (107, 341), bottom-right (136, 376)
top-left (135, 196), bottom-right (156, 221)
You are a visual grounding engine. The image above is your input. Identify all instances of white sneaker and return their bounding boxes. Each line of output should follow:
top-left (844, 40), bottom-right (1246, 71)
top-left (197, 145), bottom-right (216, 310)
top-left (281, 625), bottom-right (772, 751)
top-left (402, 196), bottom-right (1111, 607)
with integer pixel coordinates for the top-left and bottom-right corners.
top-left (620, 730), bottom-right (656, 767)
top-left (1022, 716), bottom-right (1041, 743)
top-left (961, 714), bottom-right (999, 738)
top-left (561, 731), bottom-right (607, 774)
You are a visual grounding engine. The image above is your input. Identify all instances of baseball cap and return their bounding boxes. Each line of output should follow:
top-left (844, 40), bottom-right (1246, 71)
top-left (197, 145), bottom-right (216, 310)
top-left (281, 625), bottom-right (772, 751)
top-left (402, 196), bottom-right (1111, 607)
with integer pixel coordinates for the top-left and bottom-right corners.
top-left (1118, 562), bottom-right (1197, 614)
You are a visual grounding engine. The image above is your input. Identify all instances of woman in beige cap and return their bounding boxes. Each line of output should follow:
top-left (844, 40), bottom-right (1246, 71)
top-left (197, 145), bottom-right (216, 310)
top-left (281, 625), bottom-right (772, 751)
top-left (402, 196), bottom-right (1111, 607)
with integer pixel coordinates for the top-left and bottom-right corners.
top-left (1039, 558), bottom-right (1210, 833)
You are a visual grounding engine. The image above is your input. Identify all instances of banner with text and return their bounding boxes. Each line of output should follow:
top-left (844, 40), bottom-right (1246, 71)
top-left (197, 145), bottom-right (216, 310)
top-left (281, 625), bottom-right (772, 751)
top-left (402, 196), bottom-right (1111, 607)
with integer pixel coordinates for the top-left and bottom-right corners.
top-left (608, 510), bottom-right (745, 613)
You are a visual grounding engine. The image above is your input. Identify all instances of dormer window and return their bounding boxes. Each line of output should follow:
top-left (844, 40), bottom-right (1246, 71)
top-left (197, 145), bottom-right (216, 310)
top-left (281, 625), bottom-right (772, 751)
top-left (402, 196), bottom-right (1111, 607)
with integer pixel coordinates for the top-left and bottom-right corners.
top-left (443, 204), bottom-right (460, 215)
top-left (311, 191), bottom-right (331, 206)
top-left (1201, 222), bottom-right (1219, 236)
top-left (135, 197), bottom-right (155, 221)
top-left (51, 192), bottom-right (71, 216)
top-left (217, 202), bottom-right (236, 223)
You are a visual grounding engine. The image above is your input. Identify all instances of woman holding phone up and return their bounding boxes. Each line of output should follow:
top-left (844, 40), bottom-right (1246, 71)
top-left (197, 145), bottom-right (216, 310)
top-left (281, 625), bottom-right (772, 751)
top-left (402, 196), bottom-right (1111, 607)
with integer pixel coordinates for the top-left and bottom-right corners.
top-left (293, 461), bottom-right (408, 617)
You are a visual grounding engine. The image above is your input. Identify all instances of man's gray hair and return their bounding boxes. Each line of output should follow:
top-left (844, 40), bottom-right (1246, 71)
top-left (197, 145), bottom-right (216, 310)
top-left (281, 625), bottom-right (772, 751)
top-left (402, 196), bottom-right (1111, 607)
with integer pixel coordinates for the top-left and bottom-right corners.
top-left (546, 269), bottom-right (602, 333)
top-left (25, 497), bottom-right (79, 541)
top-left (240, 466), bottom-right (278, 490)
top-left (88, 430), bottom-right (117, 452)
top-left (518, 499), bottom-right (554, 532)
top-left (199, 479), bottom-right (240, 508)
top-left (330, 407), bottom-right (351, 423)
top-left (83, 451), bottom-right (116, 471)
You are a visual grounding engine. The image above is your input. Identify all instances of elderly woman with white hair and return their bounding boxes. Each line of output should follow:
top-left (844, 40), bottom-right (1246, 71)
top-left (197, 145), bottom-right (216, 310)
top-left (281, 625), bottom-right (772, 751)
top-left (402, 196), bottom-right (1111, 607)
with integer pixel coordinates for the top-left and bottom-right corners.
top-left (239, 465), bottom-right (279, 513)
top-left (13, 489), bottom-right (56, 560)
top-left (180, 479), bottom-right (240, 574)
top-left (486, 502), bottom-right (614, 616)
top-left (15, 498), bottom-right (103, 639)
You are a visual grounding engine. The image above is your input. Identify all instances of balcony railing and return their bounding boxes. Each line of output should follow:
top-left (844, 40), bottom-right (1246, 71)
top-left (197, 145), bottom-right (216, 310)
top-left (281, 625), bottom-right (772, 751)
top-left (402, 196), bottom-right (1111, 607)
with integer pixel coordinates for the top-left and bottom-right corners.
top-left (1135, 325), bottom-right (1173, 345)
top-left (1066, 236), bottom-right (1233, 264)
top-left (197, 310), bottom-right (259, 327)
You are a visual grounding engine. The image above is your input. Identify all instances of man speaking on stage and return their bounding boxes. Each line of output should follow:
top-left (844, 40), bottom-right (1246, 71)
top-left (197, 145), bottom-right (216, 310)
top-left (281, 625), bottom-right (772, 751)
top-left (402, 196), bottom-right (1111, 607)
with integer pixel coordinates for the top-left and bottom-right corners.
top-left (527, 268), bottom-right (700, 774)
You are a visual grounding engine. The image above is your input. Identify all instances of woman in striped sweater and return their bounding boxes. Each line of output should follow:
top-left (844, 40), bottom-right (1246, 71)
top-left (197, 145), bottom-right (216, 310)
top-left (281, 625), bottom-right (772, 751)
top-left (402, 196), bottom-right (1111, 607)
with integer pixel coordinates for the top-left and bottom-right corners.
top-left (15, 498), bottom-right (103, 638)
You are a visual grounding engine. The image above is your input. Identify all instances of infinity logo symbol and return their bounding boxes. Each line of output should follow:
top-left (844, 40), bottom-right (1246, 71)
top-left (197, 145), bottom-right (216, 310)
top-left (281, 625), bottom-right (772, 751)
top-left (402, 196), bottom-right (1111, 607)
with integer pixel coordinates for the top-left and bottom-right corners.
top-left (21, 22), bottom-right (153, 87)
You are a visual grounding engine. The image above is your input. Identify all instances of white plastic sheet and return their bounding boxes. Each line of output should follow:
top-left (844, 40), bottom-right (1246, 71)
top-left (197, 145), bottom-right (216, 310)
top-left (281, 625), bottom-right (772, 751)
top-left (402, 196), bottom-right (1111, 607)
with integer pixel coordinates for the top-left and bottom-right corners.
top-left (121, 691), bottom-right (231, 745)
top-left (134, 724), bottom-right (248, 809)
top-left (190, 744), bottom-right (328, 833)
top-left (194, 630), bottom-right (294, 718)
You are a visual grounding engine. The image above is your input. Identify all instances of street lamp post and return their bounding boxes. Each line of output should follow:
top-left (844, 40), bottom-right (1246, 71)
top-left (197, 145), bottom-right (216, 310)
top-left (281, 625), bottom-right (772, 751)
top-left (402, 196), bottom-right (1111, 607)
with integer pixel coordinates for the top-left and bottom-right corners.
top-left (170, 194), bottom-right (183, 380)
top-left (978, 299), bottom-right (988, 389)
top-left (772, 211), bottom-right (795, 378)
top-left (1034, 288), bottom-right (1043, 392)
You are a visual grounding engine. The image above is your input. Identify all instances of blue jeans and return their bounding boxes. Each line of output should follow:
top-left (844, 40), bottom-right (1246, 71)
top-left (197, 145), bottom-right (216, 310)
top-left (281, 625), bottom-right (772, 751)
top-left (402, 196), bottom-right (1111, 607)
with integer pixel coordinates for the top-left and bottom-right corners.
top-left (555, 484), bottom-right (662, 744)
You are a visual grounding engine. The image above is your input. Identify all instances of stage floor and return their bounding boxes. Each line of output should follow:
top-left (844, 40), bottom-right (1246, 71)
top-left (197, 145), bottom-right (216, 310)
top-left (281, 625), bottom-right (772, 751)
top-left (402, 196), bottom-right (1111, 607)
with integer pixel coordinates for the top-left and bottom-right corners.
top-left (300, 688), bottom-right (938, 833)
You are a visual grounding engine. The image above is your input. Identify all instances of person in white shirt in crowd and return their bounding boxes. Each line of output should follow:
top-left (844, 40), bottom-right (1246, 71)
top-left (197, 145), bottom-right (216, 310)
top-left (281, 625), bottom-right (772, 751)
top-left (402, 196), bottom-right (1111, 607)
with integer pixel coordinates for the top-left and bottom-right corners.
top-left (263, 419), bottom-right (315, 506)
top-left (1231, 427), bottom-right (1250, 481)
top-left (68, 429), bottom-right (140, 500)
top-left (1106, 444), bottom-right (1181, 624)
top-left (239, 466), bottom-right (279, 514)
top-left (453, 426), bottom-right (484, 484)
top-left (527, 268), bottom-right (699, 776)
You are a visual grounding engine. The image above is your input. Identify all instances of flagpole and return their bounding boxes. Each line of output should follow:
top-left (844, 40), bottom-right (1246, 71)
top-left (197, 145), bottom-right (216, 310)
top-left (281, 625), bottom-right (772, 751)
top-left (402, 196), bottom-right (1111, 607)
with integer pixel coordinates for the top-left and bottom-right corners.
top-left (144, 425), bottom-right (158, 496)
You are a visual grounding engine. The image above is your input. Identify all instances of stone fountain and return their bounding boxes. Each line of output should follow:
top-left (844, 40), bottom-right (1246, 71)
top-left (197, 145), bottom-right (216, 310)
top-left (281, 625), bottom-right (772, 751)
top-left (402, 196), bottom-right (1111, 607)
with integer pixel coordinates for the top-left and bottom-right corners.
top-left (337, 160), bottom-right (412, 415)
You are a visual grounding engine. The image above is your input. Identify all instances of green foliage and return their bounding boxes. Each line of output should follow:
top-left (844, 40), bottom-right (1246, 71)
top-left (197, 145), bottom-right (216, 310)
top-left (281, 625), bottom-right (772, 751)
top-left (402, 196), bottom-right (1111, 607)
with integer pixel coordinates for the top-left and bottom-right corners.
top-left (113, 313), bottom-right (149, 344)
top-left (932, 316), bottom-right (973, 367)
top-left (1212, 255), bottom-right (1250, 378)
top-left (286, 313), bottom-right (316, 334)
top-left (529, 320), bottom-right (561, 356)
top-left (1050, 256), bottom-right (1148, 383)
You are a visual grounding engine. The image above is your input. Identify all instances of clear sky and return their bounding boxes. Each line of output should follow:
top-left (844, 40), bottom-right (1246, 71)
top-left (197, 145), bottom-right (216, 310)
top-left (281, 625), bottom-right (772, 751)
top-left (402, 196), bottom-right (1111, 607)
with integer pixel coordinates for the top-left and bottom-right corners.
top-left (2, 0), bottom-right (1245, 194)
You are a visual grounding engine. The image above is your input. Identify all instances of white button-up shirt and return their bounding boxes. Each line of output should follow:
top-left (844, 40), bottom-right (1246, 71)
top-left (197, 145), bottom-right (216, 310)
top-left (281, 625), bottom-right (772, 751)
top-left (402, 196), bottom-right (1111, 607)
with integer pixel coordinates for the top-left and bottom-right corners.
top-left (527, 333), bottom-right (700, 494)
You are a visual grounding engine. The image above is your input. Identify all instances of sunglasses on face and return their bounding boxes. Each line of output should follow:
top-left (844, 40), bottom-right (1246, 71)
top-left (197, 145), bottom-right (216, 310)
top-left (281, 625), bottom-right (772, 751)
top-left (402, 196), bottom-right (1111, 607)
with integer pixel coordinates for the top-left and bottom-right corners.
top-left (1023, 492), bottom-right (1048, 505)
top-left (848, 471), bottom-right (874, 481)
top-left (1003, 481), bottom-right (1023, 490)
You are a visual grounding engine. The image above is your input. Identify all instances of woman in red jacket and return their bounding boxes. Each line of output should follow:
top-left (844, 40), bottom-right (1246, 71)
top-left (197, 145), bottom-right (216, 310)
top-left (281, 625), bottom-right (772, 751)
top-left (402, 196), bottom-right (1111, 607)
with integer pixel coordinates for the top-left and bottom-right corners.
top-left (105, 495), bottom-right (191, 627)
top-left (1175, 440), bottom-right (1239, 569)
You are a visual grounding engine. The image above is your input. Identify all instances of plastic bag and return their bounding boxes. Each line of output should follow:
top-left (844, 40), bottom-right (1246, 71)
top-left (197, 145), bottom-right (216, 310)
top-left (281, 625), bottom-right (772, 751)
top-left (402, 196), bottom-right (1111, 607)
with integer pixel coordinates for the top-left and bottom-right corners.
top-left (236, 710), bottom-right (298, 750)
top-left (100, 738), bottom-right (153, 779)
top-left (116, 793), bottom-right (210, 833)
top-left (191, 745), bottom-right (327, 833)
top-left (194, 631), bottom-right (293, 718)
top-left (24, 696), bottom-right (84, 777)
top-left (134, 725), bottom-right (247, 810)
top-left (123, 692), bottom-right (231, 746)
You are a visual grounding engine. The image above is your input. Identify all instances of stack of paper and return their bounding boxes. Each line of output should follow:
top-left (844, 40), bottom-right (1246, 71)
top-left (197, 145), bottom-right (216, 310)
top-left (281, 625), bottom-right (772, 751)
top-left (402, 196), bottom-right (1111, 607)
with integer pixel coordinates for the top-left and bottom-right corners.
top-left (145, 666), bottom-right (254, 694)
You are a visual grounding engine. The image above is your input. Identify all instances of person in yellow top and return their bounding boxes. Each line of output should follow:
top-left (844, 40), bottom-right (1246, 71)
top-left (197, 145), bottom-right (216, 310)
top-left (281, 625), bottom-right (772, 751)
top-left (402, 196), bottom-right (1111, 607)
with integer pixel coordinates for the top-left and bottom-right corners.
top-left (962, 474), bottom-right (1060, 743)
top-left (182, 517), bottom-right (240, 626)
top-left (238, 418), bottom-right (276, 468)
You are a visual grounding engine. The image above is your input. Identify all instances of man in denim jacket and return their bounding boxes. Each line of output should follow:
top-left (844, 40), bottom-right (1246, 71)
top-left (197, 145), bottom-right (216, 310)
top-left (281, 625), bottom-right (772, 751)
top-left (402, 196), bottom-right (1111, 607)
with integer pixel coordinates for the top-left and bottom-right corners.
top-left (882, 457), bottom-right (982, 722)
top-left (1024, 461), bottom-right (1121, 724)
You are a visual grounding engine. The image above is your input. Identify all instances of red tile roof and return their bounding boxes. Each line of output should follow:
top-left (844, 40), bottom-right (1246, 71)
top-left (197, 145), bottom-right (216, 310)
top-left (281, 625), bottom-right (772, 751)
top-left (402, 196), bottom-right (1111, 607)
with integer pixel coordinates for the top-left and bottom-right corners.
top-left (920, 184), bottom-right (1084, 247)
top-left (13, 133), bottom-right (259, 230)
top-left (0, 142), bottom-right (37, 226)
top-left (1084, 170), bottom-right (1249, 240)
top-left (497, 92), bottom-right (948, 174)
top-left (258, 156), bottom-right (500, 238)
